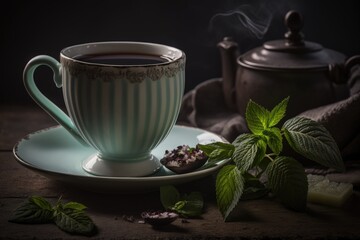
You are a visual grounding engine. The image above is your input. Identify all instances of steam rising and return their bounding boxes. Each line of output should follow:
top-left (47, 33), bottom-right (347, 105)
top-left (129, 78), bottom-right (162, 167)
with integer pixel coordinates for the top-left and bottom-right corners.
top-left (209, 2), bottom-right (279, 40)
top-left (210, 5), bottom-right (272, 39)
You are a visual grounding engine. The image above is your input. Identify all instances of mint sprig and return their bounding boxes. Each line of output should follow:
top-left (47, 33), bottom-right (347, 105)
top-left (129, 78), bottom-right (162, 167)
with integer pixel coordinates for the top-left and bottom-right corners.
top-left (160, 185), bottom-right (203, 217)
top-left (9, 196), bottom-right (96, 236)
top-left (8, 196), bottom-right (53, 224)
top-left (53, 201), bottom-right (95, 235)
top-left (199, 97), bottom-right (344, 221)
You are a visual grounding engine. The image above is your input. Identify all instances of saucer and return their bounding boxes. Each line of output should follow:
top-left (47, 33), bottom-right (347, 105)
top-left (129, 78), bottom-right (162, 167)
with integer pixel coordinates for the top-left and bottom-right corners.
top-left (13, 125), bottom-right (229, 193)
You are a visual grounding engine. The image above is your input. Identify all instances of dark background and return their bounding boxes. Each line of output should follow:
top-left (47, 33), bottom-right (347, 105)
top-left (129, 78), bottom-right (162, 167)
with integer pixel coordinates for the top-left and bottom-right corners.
top-left (1, 0), bottom-right (360, 108)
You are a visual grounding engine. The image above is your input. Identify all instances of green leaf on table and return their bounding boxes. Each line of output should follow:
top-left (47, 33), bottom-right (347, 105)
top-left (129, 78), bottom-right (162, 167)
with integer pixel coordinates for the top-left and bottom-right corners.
top-left (9, 196), bottom-right (96, 236)
top-left (282, 116), bottom-right (345, 172)
top-left (63, 202), bottom-right (87, 211)
top-left (160, 185), bottom-right (180, 210)
top-left (172, 192), bottom-right (204, 217)
top-left (233, 134), bottom-right (266, 171)
top-left (160, 185), bottom-right (204, 218)
top-left (53, 203), bottom-right (95, 236)
top-left (263, 127), bottom-right (283, 155)
top-left (9, 196), bottom-right (53, 224)
top-left (216, 165), bottom-right (244, 221)
top-left (266, 156), bottom-right (308, 211)
top-left (246, 100), bottom-right (270, 134)
top-left (268, 96), bottom-right (289, 127)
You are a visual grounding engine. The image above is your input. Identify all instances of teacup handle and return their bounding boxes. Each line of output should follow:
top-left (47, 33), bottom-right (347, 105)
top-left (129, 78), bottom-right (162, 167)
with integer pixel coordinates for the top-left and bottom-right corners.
top-left (23, 55), bottom-right (86, 145)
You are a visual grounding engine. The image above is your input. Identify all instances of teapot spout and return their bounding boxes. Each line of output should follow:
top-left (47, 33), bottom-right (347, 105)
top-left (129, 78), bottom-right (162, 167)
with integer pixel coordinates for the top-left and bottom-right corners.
top-left (217, 37), bottom-right (238, 111)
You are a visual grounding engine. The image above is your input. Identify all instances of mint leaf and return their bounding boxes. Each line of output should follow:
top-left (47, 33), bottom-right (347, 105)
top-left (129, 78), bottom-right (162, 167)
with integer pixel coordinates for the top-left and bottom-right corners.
top-left (9, 196), bottom-right (96, 236)
top-left (216, 165), bottom-right (244, 220)
top-left (160, 185), bottom-right (180, 210)
top-left (283, 116), bottom-right (345, 172)
top-left (263, 127), bottom-right (283, 155)
top-left (268, 97), bottom-right (289, 127)
top-left (172, 200), bottom-right (186, 211)
top-left (173, 192), bottom-right (203, 217)
top-left (266, 156), bottom-right (308, 211)
top-left (233, 134), bottom-right (266, 171)
top-left (241, 174), bottom-right (269, 200)
top-left (246, 100), bottom-right (270, 134)
top-left (242, 184), bottom-right (269, 200)
top-left (63, 202), bottom-right (87, 211)
top-left (9, 196), bottom-right (53, 224)
top-left (161, 186), bottom-right (204, 218)
top-left (232, 133), bottom-right (251, 147)
top-left (198, 142), bottom-right (234, 160)
top-left (54, 203), bottom-right (95, 236)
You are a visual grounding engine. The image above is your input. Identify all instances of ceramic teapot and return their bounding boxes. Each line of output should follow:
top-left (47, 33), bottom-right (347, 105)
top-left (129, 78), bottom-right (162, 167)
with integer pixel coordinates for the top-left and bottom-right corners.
top-left (218, 10), bottom-right (360, 118)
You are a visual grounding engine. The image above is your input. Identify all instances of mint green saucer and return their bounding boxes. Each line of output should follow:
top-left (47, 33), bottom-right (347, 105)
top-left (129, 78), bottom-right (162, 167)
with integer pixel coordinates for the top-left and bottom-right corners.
top-left (13, 125), bottom-right (229, 193)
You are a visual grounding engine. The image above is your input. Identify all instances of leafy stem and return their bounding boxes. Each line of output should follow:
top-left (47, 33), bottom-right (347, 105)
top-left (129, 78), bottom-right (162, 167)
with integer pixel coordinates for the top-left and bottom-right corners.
top-left (9, 196), bottom-right (96, 236)
top-left (199, 97), bottom-right (344, 221)
top-left (265, 153), bottom-right (276, 162)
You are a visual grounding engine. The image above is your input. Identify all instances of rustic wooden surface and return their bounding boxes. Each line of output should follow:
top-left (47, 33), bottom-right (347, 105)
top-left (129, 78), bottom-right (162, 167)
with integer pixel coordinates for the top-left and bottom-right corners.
top-left (1, 104), bottom-right (360, 240)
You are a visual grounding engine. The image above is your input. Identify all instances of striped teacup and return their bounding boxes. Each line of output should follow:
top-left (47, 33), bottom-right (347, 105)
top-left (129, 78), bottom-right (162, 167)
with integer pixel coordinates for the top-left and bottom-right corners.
top-left (24, 42), bottom-right (185, 177)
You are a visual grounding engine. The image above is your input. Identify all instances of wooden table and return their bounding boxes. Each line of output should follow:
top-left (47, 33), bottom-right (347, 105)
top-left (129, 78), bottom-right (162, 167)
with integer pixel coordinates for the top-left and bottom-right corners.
top-left (1, 104), bottom-right (359, 239)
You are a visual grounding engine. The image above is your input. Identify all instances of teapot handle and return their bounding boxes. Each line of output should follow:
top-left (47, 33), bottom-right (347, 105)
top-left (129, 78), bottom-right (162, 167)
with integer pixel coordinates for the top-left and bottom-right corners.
top-left (329, 55), bottom-right (360, 84)
top-left (345, 55), bottom-right (360, 74)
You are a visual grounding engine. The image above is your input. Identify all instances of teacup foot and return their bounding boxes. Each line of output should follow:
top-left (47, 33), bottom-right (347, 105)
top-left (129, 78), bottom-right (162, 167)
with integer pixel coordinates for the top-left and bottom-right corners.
top-left (82, 154), bottom-right (162, 177)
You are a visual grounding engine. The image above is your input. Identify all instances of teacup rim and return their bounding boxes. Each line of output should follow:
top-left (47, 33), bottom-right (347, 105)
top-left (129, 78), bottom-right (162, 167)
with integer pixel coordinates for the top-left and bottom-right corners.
top-left (60, 41), bottom-right (185, 68)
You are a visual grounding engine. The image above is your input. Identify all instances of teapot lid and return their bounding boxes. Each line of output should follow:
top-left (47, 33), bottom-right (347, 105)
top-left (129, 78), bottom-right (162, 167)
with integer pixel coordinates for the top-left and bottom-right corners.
top-left (239, 11), bottom-right (345, 70)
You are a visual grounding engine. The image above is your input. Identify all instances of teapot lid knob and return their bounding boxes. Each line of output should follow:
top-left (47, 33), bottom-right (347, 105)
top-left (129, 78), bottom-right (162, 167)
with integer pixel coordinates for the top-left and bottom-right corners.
top-left (263, 10), bottom-right (322, 52)
top-left (284, 10), bottom-right (304, 46)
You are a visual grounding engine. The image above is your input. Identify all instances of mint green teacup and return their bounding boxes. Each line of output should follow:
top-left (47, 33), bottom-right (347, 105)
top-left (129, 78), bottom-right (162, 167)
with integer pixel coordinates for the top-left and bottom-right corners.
top-left (24, 42), bottom-right (185, 177)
